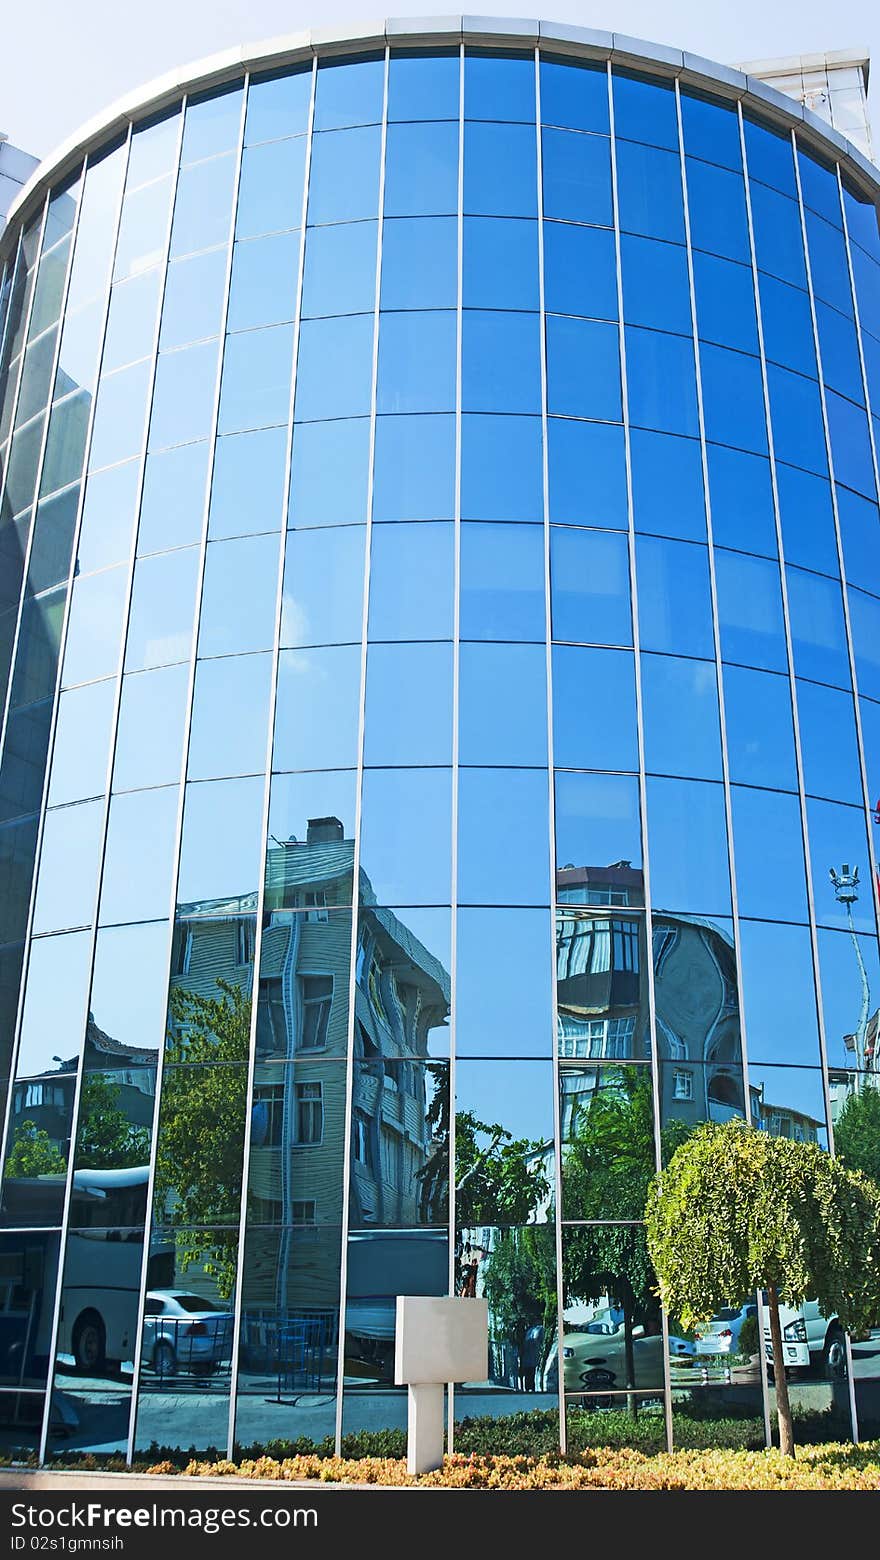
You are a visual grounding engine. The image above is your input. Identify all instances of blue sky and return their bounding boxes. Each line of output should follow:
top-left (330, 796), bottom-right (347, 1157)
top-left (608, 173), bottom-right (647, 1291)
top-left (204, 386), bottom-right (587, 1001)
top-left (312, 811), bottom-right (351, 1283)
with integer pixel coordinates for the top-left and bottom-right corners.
top-left (3, 1), bottom-right (880, 159)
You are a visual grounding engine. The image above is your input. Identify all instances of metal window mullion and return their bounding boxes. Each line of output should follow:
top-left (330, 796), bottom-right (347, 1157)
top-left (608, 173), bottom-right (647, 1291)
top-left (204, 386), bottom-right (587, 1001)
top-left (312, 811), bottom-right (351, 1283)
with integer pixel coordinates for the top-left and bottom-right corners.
top-left (334, 45), bottom-right (390, 1458)
top-left (225, 56), bottom-right (318, 1462)
top-left (534, 45), bottom-right (567, 1459)
top-left (123, 83), bottom-right (249, 1465)
top-left (739, 107), bottom-right (849, 1448)
top-left (676, 82), bottom-right (774, 1451)
top-left (795, 144), bottom-right (879, 1444)
top-left (446, 39), bottom-right (465, 1457)
top-left (0, 225), bottom-right (25, 404)
top-left (606, 58), bottom-right (672, 1456)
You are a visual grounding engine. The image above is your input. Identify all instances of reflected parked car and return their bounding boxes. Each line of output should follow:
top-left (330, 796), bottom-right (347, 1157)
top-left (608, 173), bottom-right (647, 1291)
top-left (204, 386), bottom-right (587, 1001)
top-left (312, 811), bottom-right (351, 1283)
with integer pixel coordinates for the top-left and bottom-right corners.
top-left (142, 1291), bottom-right (234, 1378)
top-left (694, 1304), bottom-right (757, 1356)
top-left (561, 1320), bottom-right (648, 1392)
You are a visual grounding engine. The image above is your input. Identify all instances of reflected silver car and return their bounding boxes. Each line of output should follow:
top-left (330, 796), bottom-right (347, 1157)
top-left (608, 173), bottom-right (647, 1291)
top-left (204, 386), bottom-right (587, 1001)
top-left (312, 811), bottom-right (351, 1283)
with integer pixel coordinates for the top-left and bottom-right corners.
top-left (142, 1290), bottom-right (234, 1377)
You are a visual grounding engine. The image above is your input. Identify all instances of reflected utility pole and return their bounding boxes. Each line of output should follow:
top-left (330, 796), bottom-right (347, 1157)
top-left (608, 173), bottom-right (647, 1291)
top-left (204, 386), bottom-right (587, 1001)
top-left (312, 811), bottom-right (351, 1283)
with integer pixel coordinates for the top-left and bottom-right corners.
top-left (829, 866), bottom-right (870, 1080)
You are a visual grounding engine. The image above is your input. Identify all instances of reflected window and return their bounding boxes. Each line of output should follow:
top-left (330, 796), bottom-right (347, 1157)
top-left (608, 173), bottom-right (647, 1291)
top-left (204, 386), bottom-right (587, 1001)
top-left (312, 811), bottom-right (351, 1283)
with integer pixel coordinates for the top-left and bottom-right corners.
top-left (556, 910), bottom-right (649, 1064)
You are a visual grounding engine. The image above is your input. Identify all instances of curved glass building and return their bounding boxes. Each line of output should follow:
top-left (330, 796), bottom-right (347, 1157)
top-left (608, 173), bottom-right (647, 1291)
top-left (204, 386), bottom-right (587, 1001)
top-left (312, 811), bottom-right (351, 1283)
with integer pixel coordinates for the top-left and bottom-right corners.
top-left (0, 19), bottom-right (879, 1463)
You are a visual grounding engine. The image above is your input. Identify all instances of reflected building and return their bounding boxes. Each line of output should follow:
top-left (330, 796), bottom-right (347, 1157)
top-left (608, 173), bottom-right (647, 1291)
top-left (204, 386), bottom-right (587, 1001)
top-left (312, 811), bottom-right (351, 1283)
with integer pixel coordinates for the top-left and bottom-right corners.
top-left (0, 22), bottom-right (879, 1458)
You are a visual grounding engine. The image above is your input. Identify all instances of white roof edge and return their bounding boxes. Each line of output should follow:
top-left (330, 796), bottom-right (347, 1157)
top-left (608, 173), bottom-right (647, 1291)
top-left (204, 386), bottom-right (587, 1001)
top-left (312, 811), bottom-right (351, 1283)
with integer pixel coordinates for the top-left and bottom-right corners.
top-left (3, 15), bottom-right (878, 253)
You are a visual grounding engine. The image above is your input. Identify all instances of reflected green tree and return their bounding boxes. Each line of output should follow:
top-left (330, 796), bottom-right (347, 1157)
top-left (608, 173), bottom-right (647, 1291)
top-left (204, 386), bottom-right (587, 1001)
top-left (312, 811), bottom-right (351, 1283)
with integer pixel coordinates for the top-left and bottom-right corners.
top-left (75, 1074), bottom-right (150, 1170)
top-left (153, 979), bottom-right (250, 1300)
top-left (834, 1083), bottom-right (880, 1184)
top-left (481, 1225), bottom-right (557, 1387)
top-left (416, 1064), bottom-right (550, 1226)
top-left (4, 1120), bottom-right (66, 1178)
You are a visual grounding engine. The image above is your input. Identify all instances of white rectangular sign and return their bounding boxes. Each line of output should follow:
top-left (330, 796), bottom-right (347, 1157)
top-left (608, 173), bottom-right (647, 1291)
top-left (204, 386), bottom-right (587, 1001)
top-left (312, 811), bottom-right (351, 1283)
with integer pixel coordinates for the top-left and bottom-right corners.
top-left (394, 1295), bottom-right (489, 1385)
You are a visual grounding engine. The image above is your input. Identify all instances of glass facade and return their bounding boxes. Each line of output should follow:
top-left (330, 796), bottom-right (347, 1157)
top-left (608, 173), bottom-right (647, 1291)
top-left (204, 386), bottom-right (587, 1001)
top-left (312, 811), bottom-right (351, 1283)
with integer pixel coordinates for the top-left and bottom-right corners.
top-left (0, 32), bottom-right (879, 1462)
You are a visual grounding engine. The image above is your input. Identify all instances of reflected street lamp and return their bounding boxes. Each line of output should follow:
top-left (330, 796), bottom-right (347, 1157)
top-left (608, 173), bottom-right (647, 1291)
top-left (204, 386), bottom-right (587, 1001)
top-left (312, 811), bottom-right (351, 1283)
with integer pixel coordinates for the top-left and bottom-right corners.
top-left (829, 865), bottom-right (870, 1078)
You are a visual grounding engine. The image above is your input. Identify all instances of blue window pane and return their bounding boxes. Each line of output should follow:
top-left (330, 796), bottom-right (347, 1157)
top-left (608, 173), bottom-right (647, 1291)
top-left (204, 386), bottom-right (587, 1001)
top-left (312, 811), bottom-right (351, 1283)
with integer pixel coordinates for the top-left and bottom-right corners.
top-left (625, 327), bottom-right (698, 437)
top-left (767, 365), bottom-right (828, 476)
top-left (459, 642), bottom-right (547, 767)
top-left (301, 221), bottom-right (377, 318)
top-left (739, 920), bottom-right (820, 1066)
top-left (641, 653), bottom-right (722, 780)
top-left (114, 176), bottom-right (173, 280)
top-left (139, 440), bottom-right (209, 554)
top-left (750, 182), bottom-right (806, 288)
top-left (99, 785), bottom-right (179, 925)
top-left (731, 786), bottom-right (808, 921)
top-left (103, 269), bottom-right (161, 372)
top-left (462, 310), bottom-right (542, 415)
top-left (126, 109), bottom-right (180, 189)
top-left (685, 158), bottom-right (750, 263)
top-left (463, 217), bottom-right (539, 310)
top-left (543, 221), bottom-right (616, 320)
top-left (844, 185), bottom-right (880, 260)
top-left (88, 359), bottom-right (152, 471)
top-left (188, 652), bottom-right (272, 780)
top-left (552, 645), bottom-right (638, 772)
top-left (365, 642), bottom-right (454, 767)
top-left (541, 127), bottom-right (612, 226)
top-left (743, 118), bottom-right (796, 198)
top-left (715, 549), bottom-right (787, 671)
top-left (381, 217), bottom-right (458, 309)
top-left (368, 522), bottom-right (453, 640)
top-left (547, 315), bottom-right (620, 421)
top-left (613, 69), bottom-right (678, 149)
top-left (465, 121), bottom-right (537, 219)
top-left (816, 302), bottom-right (864, 404)
top-left (32, 800), bottom-right (104, 932)
top-left (861, 695), bottom-right (880, 811)
top-left (796, 679), bottom-right (863, 803)
top-left (218, 323), bottom-right (293, 433)
top-left (198, 532), bottom-right (280, 656)
top-left (776, 464), bottom-right (838, 576)
top-left (460, 522), bottom-right (545, 641)
top-left (313, 56), bottom-right (384, 131)
top-left (373, 415), bottom-right (455, 521)
top-left (724, 664), bottom-right (797, 790)
top-left (636, 535), bottom-right (714, 658)
top-left (181, 83), bottom-right (242, 164)
top-left (62, 566), bottom-right (127, 687)
top-left (48, 679), bottom-right (115, 806)
top-left (360, 767), bottom-right (452, 905)
top-left (281, 525), bottom-right (365, 647)
top-left (826, 392), bottom-right (875, 499)
top-left (209, 426), bottom-right (287, 539)
top-left (308, 126), bottom-right (381, 223)
top-left (458, 769), bottom-right (549, 908)
top-left (228, 231), bottom-right (301, 331)
top-left (807, 798), bottom-right (874, 932)
top-left (838, 487), bottom-right (880, 598)
top-left (700, 344), bottom-right (768, 456)
top-left (615, 140), bottom-right (684, 244)
top-left (460, 414), bottom-right (543, 522)
top-left (693, 251), bottom-right (758, 353)
top-left (620, 234), bottom-right (690, 334)
top-left (378, 311), bottom-right (457, 414)
top-left (548, 418), bottom-right (627, 528)
top-left (125, 547), bottom-right (199, 671)
top-left (113, 662), bottom-right (190, 791)
top-left (175, 774), bottom-right (264, 905)
top-left (465, 50), bottom-right (535, 122)
top-left (550, 526), bottom-right (632, 644)
top-left (850, 244), bottom-right (880, 342)
top-left (273, 644), bottom-right (361, 771)
top-left (386, 121), bottom-right (459, 217)
top-left (707, 445), bottom-right (777, 557)
top-left (294, 315), bottom-right (374, 421)
top-left (680, 92), bottom-right (742, 173)
top-left (160, 249), bottom-right (227, 350)
top-left (805, 209), bottom-right (853, 316)
top-left (149, 339), bottom-right (219, 449)
top-left (457, 907), bottom-right (553, 1057)
top-left (170, 155), bottom-right (236, 258)
top-left (554, 770), bottom-right (642, 874)
top-left (759, 272), bottom-right (817, 376)
top-left (540, 57), bottom-right (609, 134)
top-left (786, 566), bottom-right (851, 688)
top-left (245, 65), bottom-right (312, 145)
top-left (77, 460), bottom-right (140, 574)
top-left (236, 138), bottom-right (307, 238)
top-left (289, 418), bottom-right (370, 525)
top-left (630, 430), bottom-right (705, 543)
top-left (387, 50), bottom-right (460, 122)
top-left (647, 776), bottom-right (731, 916)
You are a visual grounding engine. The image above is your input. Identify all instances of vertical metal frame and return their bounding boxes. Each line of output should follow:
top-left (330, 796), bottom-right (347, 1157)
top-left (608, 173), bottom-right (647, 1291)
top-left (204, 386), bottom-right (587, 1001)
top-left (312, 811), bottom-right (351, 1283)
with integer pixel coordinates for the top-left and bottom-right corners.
top-left (446, 38), bottom-right (465, 1455)
top-left (606, 58), bottom-right (672, 1455)
top-left (793, 137), bottom-right (880, 1442)
top-left (333, 45), bottom-right (391, 1457)
top-left (675, 80), bottom-right (772, 1449)
top-left (737, 104), bottom-right (852, 1448)
top-left (124, 82), bottom-right (250, 1463)
top-left (225, 53), bottom-right (319, 1460)
top-left (533, 44), bottom-right (568, 1458)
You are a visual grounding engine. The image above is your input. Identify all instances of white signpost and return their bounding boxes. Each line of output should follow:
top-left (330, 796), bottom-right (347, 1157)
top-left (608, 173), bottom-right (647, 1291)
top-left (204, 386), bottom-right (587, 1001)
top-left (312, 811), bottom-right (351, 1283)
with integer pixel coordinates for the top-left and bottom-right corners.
top-left (395, 1295), bottom-right (489, 1474)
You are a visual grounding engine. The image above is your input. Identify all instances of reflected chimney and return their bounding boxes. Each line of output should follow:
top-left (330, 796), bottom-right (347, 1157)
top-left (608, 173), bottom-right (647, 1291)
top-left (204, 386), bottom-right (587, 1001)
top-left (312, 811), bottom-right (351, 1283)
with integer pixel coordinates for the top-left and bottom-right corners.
top-left (306, 816), bottom-right (345, 844)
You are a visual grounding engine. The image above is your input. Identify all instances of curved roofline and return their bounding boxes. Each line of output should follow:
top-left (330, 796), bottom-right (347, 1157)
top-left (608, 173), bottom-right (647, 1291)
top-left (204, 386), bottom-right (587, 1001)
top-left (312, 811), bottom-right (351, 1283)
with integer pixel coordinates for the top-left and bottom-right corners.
top-left (3, 14), bottom-right (879, 256)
